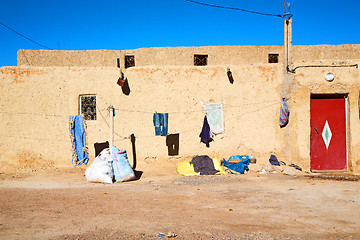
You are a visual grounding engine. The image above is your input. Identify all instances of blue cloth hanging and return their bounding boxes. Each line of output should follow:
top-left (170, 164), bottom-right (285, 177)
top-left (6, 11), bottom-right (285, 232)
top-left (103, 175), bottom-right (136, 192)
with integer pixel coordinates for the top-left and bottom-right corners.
top-left (199, 115), bottom-right (212, 147)
top-left (69, 115), bottom-right (89, 165)
top-left (153, 113), bottom-right (168, 136)
top-left (279, 98), bottom-right (290, 127)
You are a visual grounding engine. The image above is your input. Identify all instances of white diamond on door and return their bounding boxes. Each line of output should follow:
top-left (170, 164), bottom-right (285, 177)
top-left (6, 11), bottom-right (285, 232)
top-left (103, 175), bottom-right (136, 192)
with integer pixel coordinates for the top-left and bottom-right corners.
top-left (322, 120), bottom-right (332, 149)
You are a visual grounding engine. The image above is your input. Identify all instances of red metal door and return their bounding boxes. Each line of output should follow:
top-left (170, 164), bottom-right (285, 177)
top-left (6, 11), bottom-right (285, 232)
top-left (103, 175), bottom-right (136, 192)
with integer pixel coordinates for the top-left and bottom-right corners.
top-left (310, 97), bottom-right (347, 171)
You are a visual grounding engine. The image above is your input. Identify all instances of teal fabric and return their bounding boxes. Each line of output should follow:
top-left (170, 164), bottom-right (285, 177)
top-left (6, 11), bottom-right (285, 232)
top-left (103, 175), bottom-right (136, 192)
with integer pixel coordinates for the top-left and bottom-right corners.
top-left (204, 103), bottom-right (224, 134)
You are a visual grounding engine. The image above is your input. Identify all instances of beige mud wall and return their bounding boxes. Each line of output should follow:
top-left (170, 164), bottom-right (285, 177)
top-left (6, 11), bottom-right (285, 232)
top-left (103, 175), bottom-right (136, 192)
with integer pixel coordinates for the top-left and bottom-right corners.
top-left (289, 63), bottom-right (360, 172)
top-left (1, 44), bottom-right (360, 172)
top-left (0, 63), bottom-right (285, 169)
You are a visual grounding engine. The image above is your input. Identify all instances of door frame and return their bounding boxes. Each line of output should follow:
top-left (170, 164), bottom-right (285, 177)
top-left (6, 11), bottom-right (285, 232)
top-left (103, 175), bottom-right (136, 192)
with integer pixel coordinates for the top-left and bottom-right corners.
top-left (310, 93), bottom-right (349, 173)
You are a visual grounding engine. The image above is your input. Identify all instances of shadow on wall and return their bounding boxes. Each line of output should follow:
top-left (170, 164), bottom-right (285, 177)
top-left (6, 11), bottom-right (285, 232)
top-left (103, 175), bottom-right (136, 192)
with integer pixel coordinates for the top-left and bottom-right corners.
top-left (130, 133), bottom-right (143, 180)
top-left (122, 79), bottom-right (131, 95)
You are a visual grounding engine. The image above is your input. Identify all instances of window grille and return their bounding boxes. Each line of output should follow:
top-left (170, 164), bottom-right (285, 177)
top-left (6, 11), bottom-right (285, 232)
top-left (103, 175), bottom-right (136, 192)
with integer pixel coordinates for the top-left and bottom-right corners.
top-left (125, 55), bottom-right (135, 68)
top-left (268, 54), bottom-right (279, 63)
top-left (194, 54), bottom-right (208, 66)
top-left (80, 95), bottom-right (96, 120)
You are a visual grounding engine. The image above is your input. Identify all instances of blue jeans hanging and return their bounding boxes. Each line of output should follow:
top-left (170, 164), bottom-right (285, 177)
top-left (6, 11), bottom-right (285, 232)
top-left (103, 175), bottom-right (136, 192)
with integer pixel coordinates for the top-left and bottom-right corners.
top-left (153, 113), bottom-right (168, 136)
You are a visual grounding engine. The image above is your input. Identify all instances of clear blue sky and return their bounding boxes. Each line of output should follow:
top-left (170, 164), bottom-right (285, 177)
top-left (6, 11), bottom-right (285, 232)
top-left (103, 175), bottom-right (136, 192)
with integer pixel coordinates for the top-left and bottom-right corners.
top-left (0, 0), bottom-right (359, 67)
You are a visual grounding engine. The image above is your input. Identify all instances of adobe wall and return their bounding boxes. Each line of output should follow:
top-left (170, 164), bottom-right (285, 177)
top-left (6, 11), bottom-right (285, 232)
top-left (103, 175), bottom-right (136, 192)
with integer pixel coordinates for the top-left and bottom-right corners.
top-left (289, 65), bottom-right (360, 172)
top-left (17, 46), bottom-right (284, 67)
top-left (1, 44), bottom-right (360, 173)
top-left (16, 44), bottom-right (360, 68)
top-left (0, 63), bottom-right (285, 170)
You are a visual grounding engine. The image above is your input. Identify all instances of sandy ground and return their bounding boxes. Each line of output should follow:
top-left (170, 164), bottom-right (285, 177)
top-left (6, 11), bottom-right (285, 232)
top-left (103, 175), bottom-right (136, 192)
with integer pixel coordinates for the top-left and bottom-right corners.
top-left (0, 164), bottom-right (359, 240)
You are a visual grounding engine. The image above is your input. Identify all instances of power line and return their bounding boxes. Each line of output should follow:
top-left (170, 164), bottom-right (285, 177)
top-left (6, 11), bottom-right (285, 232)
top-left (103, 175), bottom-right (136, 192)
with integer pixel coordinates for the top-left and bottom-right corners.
top-left (185, 0), bottom-right (283, 18)
top-left (0, 21), bottom-right (53, 50)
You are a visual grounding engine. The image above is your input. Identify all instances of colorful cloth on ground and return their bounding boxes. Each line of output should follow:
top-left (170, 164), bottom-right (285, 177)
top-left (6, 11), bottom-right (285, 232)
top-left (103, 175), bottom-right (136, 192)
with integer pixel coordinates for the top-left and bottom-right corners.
top-left (204, 103), bottom-right (224, 134)
top-left (279, 98), bottom-right (290, 127)
top-left (223, 155), bottom-right (250, 174)
top-left (199, 115), bottom-right (212, 147)
top-left (269, 154), bottom-right (280, 166)
top-left (69, 115), bottom-right (89, 165)
top-left (176, 158), bottom-right (227, 176)
top-left (191, 155), bottom-right (219, 175)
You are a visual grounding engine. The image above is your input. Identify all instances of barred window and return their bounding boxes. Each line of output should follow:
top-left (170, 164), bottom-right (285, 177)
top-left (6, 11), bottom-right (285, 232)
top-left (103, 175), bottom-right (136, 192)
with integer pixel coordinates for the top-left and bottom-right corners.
top-left (268, 54), bottom-right (279, 63)
top-left (125, 55), bottom-right (135, 68)
top-left (194, 54), bottom-right (208, 66)
top-left (80, 95), bottom-right (96, 120)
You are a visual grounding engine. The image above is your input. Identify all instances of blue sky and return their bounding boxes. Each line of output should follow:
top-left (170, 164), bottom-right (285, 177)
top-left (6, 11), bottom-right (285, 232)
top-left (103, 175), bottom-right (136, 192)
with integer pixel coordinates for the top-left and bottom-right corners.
top-left (0, 0), bottom-right (359, 67)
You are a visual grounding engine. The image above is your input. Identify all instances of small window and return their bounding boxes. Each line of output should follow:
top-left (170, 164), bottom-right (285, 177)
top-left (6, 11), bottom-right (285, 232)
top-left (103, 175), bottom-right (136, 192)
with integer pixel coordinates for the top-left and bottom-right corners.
top-left (268, 54), bottom-right (279, 63)
top-left (194, 54), bottom-right (208, 66)
top-left (80, 95), bottom-right (96, 120)
top-left (125, 55), bottom-right (135, 68)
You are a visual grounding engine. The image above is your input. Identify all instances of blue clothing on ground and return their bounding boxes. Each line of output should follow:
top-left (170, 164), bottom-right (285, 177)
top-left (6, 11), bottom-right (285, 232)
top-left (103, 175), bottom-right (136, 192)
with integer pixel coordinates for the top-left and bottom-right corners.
top-left (269, 154), bottom-right (280, 166)
top-left (69, 115), bottom-right (89, 165)
top-left (153, 113), bottom-right (168, 136)
top-left (223, 155), bottom-right (250, 174)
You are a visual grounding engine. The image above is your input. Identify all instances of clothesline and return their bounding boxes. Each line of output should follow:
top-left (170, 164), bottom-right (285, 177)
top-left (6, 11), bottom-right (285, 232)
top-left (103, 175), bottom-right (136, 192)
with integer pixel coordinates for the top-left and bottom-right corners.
top-left (106, 99), bottom-right (279, 115)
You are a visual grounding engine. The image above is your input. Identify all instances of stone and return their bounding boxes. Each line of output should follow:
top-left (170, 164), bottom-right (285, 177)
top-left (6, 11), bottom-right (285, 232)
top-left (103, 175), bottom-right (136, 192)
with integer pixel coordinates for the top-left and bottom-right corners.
top-left (263, 163), bottom-right (275, 172)
top-left (248, 163), bottom-right (262, 172)
top-left (283, 166), bottom-right (295, 176)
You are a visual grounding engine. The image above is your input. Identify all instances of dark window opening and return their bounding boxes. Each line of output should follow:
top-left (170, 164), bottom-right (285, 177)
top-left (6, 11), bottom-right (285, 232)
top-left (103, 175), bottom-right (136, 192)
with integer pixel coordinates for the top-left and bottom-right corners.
top-left (194, 54), bottom-right (208, 66)
top-left (80, 95), bottom-right (96, 120)
top-left (125, 55), bottom-right (135, 68)
top-left (268, 54), bottom-right (279, 63)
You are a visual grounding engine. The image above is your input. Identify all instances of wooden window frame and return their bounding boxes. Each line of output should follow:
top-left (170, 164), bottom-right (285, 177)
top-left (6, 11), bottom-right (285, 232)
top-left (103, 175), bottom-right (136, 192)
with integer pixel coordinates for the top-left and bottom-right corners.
top-left (79, 95), bottom-right (97, 120)
top-left (194, 54), bottom-right (208, 66)
top-left (125, 55), bottom-right (135, 68)
top-left (268, 53), bottom-right (279, 63)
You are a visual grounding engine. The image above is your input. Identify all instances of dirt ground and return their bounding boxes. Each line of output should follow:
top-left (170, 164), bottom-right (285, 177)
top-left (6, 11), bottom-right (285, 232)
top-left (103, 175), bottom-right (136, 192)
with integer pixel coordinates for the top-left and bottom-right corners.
top-left (0, 162), bottom-right (360, 240)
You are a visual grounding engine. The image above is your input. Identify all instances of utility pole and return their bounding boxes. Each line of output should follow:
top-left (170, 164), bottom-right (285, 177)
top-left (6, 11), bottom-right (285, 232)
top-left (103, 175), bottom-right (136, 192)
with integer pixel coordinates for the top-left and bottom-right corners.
top-left (108, 105), bottom-right (114, 147)
top-left (282, 2), bottom-right (293, 162)
top-left (283, 2), bottom-right (293, 98)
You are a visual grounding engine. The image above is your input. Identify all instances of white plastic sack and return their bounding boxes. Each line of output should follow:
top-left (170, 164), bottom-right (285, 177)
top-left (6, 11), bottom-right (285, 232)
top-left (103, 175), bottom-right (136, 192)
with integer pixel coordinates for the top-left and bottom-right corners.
top-left (85, 148), bottom-right (114, 184)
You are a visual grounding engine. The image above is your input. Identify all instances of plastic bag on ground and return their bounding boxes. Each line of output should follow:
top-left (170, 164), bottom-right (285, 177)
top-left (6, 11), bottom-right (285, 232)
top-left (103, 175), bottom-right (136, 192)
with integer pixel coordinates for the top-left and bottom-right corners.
top-left (85, 148), bottom-right (114, 184)
top-left (111, 145), bottom-right (135, 182)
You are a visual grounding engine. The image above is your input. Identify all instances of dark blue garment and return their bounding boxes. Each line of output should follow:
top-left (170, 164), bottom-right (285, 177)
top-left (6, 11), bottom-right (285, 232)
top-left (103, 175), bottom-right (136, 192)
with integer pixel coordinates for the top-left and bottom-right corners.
top-left (269, 154), bottom-right (280, 166)
top-left (223, 155), bottom-right (250, 174)
top-left (69, 115), bottom-right (89, 165)
top-left (191, 155), bottom-right (219, 175)
top-left (153, 113), bottom-right (168, 136)
top-left (199, 115), bottom-right (212, 147)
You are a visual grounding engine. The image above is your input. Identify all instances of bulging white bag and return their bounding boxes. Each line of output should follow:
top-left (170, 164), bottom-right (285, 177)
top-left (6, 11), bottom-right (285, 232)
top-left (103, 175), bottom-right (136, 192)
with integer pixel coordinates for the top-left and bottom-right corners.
top-left (85, 148), bottom-right (114, 184)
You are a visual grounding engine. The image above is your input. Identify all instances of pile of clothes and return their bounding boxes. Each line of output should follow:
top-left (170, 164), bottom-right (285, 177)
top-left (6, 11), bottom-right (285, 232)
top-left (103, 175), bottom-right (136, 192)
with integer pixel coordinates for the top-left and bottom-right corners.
top-left (177, 155), bottom-right (250, 176)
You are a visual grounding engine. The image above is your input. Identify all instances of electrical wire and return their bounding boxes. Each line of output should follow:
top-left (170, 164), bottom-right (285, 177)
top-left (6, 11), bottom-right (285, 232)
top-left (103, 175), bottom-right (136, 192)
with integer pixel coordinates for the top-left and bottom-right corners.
top-left (289, 64), bottom-right (358, 73)
top-left (0, 21), bottom-right (53, 50)
top-left (185, 0), bottom-right (283, 18)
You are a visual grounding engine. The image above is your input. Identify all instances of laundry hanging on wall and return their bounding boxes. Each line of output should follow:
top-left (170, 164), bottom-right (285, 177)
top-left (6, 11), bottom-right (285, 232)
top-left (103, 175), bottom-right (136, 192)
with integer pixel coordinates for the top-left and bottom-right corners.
top-left (153, 113), bottom-right (168, 136)
top-left (202, 103), bottom-right (225, 134)
top-left (199, 115), bottom-right (212, 147)
top-left (227, 68), bottom-right (234, 84)
top-left (69, 115), bottom-right (89, 165)
top-left (166, 133), bottom-right (179, 156)
top-left (279, 98), bottom-right (290, 127)
top-left (117, 71), bottom-right (127, 87)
